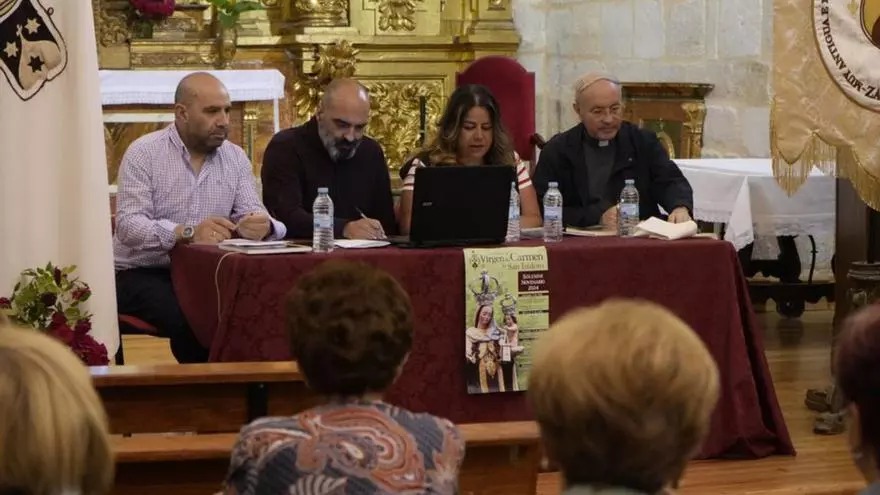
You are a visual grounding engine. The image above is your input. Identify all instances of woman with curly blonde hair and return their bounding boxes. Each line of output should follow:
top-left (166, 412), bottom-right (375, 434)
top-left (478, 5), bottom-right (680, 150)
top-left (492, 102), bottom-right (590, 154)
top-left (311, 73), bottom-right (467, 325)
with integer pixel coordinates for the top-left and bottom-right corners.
top-left (0, 322), bottom-right (113, 495)
top-left (397, 84), bottom-right (542, 234)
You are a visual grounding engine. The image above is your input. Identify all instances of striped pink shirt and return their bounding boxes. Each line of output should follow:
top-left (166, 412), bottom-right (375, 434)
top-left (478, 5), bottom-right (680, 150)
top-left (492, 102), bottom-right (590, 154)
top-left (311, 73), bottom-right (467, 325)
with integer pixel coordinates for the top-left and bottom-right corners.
top-left (113, 124), bottom-right (286, 270)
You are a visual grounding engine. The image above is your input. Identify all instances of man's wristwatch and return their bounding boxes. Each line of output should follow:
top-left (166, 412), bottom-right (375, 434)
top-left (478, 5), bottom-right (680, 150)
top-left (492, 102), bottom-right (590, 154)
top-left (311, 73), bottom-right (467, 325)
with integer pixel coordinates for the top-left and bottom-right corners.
top-left (181, 225), bottom-right (195, 243)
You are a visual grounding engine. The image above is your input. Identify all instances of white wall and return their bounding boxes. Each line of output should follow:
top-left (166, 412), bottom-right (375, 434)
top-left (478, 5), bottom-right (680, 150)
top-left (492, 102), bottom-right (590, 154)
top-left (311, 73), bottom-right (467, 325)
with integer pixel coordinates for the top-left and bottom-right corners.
top-left (514, 0), bottom-right (773, 157)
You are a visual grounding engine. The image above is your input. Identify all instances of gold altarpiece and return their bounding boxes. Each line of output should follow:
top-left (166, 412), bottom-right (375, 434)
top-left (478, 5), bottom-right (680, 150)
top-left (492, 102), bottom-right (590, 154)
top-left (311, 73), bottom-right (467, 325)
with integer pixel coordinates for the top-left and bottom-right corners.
top-left (621, 83), bottom-right (713, 159)
top-left (93, 0), bottom-right (519, 186)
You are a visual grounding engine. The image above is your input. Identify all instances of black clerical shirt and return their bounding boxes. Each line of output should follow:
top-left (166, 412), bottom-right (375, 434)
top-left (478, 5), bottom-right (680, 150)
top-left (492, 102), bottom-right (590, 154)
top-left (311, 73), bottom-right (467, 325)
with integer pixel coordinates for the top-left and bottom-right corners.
top-left (261, 117), bottom-right (398, 239)
top-left (583, 134), bottom-right (616, 202)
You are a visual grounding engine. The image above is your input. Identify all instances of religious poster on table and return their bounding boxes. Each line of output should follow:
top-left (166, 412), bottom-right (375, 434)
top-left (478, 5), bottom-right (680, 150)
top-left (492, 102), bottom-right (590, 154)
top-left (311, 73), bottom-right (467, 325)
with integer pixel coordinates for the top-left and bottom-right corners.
top-left (463, 247), bottom-right (549, 394)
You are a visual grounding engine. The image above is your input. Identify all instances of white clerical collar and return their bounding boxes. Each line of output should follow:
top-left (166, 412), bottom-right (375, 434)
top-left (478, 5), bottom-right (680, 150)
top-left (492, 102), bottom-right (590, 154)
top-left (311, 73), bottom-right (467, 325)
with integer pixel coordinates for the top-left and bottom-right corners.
top-left (598, 140), bottom-right (610, 147)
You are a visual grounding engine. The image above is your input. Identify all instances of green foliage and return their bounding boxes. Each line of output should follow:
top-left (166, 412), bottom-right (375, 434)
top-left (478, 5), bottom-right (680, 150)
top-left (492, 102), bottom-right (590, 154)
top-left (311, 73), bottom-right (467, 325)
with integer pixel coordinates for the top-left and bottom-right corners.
top-left (206, 0), bottom-right (264, 30)
top-left (0, 262), bottom-right (91, 330)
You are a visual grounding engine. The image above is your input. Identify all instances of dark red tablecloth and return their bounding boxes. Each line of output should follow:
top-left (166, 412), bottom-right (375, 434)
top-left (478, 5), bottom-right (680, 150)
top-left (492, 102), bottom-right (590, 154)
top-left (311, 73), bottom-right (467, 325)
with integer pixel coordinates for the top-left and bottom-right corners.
top-left (171, 237), bottom-right (794, 459)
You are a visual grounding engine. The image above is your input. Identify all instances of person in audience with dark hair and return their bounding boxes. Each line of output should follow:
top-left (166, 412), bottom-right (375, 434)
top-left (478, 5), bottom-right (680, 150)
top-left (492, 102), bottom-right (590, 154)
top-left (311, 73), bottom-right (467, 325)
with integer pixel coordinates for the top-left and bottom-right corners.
top-left (223, 260), bottom-right (464, 494)
top-left (528, 299), bottom-right (719, 494)
top-left (397, 83), bottom-right (542, 234)
top-left (0, 322), bottom-right (114, 495)
top-left (835, 304), bottom-right (880, 494)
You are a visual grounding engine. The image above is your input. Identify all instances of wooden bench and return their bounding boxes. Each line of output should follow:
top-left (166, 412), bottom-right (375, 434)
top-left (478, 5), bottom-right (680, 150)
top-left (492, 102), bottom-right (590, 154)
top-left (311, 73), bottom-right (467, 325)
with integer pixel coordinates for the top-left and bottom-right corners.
top-left (112, 421), bottom-right (541, 495)
top-left (95, 363), bottom-right (542, 493)
top-left (91, 362), bottom-right (321, 434)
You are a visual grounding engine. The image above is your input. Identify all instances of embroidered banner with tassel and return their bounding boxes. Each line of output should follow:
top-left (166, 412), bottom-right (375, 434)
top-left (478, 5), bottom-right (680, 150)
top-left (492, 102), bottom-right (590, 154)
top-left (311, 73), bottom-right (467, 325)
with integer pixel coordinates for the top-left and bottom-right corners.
top-left (773, 0), bottom-right (880, 208)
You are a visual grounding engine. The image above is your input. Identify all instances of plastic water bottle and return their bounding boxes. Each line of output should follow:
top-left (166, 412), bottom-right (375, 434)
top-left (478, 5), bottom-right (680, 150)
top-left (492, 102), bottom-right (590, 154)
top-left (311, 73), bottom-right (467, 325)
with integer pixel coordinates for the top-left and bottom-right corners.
top-left (543, 182), bottom-right (563, 243)
top-left (312, 187), bottom-right (334, 253)
top-left (618, 179), bottom-right (640, 237)
top-left (506, 182), bottom-right (521, 243)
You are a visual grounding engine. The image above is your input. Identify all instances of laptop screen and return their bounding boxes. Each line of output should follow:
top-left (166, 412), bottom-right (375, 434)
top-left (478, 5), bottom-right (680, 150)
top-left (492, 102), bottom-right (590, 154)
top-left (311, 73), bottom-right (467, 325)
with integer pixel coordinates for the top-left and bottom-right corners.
top-left (409, 165), bottom-right (516, 245)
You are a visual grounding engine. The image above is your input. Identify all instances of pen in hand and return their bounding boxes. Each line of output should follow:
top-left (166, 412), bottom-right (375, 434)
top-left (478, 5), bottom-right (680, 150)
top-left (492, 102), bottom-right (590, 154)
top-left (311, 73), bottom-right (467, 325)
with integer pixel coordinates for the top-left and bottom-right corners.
top-left (355, 207), bottom-right (387, 240)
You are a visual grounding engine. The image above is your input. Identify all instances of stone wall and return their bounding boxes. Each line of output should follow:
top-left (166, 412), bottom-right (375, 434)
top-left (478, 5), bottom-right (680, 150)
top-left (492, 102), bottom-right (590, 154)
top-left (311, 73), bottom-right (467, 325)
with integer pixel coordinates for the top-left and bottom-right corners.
top-left (513, 0), bottom-right (773, 158)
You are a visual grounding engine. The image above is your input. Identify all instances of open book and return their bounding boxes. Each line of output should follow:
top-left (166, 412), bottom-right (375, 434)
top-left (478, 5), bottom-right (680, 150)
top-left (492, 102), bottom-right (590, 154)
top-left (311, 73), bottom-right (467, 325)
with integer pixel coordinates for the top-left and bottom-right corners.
top-left (633, 217), bottom-right (699, 240)
top-left (218, 239), bottom-right (312, 255)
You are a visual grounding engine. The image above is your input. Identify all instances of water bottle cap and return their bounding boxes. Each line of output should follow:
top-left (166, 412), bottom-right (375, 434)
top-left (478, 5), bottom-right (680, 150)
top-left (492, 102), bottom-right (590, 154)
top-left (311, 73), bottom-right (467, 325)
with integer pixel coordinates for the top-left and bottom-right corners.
top-left (548, 181), bottom-right (558, 188)
top-left (317, 187), bottom-right (328, 193)
top-left (625, 179), bottom-right (634, 185)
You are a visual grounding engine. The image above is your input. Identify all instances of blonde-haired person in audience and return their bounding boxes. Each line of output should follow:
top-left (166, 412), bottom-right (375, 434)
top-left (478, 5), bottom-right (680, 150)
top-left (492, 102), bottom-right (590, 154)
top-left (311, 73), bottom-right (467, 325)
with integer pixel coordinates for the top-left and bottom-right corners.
top-left (0, 323), bottom-right (114, 495)
top-left (397, 84), bottom-right (542, 234)
top-left (224, 260), bottom-right (465, 494)
top-left (834, 304), bottom-right (880, 494)
top-left (528, 299), bottom-right (719, 495)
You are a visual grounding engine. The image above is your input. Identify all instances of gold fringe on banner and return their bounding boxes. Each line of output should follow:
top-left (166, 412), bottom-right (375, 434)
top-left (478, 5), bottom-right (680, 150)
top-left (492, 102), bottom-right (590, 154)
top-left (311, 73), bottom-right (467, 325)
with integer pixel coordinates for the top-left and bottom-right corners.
top-left (771, 0), bottom-right (880, 211)
top-left (771, 100), bottom-right (880, 212)
top-left (835, 147), bottom-right (880, 213)
top-left (769, 99), bottom-right (837, 194)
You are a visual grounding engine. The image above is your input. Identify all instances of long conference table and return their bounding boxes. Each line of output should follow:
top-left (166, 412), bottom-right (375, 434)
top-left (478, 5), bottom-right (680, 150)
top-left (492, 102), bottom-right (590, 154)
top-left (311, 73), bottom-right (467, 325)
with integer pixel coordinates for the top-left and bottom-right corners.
top-left (170, 236), bottom-right (794, 460)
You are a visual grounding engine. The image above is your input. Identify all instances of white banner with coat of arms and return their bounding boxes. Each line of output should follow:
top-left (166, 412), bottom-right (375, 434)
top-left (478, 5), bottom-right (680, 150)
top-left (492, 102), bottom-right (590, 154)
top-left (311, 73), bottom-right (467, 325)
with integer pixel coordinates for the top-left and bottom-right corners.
top-left (0, 1), bottom-right (118, 353)
top-left (463, 247), bottom-right (549, 395)
top-left (773, 0), bottom-right (880, 207)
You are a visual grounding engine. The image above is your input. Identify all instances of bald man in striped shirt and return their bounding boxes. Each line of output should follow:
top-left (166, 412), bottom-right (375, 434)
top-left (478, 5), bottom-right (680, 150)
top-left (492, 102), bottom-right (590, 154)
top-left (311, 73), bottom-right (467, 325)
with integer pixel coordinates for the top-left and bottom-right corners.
top-left (113, 72), bottom-right (286, 363)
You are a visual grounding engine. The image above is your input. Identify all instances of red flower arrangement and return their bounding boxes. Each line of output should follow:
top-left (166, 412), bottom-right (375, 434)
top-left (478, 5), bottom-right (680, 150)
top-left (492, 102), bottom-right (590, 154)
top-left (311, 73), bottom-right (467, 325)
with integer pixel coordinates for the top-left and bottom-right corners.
top-left (129, 0), bottom-right (176, 19)
top-left (0, 263), bottom-right (109, 366)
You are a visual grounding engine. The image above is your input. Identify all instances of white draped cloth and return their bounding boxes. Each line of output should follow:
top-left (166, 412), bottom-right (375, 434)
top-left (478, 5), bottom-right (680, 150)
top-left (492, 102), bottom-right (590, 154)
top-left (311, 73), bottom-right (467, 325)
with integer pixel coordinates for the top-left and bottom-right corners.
top-left (98, 69), bottom-right (286, 105)
top-left (99, 69), bottom-right (286, 133)
top-left (677, 159), bottom-right (835, 275)
top-left (678, 159), bottom-right (835, 249)
top-left (0, 2), bottom-right (118, 353)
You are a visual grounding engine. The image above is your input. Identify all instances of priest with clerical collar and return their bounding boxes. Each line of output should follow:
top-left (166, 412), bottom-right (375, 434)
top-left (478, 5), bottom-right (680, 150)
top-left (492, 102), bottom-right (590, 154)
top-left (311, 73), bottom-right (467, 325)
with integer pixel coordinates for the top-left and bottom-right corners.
top-left (261, 78), bottom-right (397, 240)
top-left (533, 71), bottom-right (694, 230)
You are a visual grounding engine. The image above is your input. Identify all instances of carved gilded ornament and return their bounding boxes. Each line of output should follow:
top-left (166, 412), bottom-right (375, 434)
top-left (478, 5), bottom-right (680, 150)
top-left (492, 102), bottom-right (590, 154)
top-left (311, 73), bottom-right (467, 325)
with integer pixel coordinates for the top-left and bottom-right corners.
top-left (291, 41), bottom-right (358, 121)
top-left (681, 102), bottom-right (706, 131)
top-left (92, 0), bottom-right (130, 47)
top-left (377, 0), bottom-right (423, 31)
top-left (129, 51), bottom-right (217, 66)
top-left (681, 102), bottom-right (707, 158)
top-left (653, 121), bottom-right (676, 159)
top-left (365, 81), bottom-right (444, 172)
top-left (216, 26), bottom-right (237, 69)
top-left (487, 0), bottom-right (506, 11)
top-left (293, 0), bottom-right (348, 25)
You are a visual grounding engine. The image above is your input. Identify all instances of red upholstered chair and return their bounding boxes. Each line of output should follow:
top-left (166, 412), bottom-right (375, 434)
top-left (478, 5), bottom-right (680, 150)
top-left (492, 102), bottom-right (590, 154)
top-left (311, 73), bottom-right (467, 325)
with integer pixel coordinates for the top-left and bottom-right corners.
top-left (456, 56), bottom-right (537, 163)
top-left (110, 193), bottom-right (162, 365)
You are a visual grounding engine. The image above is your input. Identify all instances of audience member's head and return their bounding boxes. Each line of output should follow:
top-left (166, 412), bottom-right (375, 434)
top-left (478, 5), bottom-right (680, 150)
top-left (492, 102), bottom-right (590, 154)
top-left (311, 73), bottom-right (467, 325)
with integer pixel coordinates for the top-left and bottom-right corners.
top-left (0, 323), bottom-right (113, 495)
top-left (835, 304), bottom-right (880, 483)
top-left (316, 78), bottom-right (371, 161)
top-left (419, 83), bottom-right (515, 168)
top-left (285, 260), bottom-right (413, 396)
top-left (528, 299), bottom-right (719, 493)
top-left (572, 71), bottom-right (624, 141)
top-left (173, 72), bottom-right (232, 154)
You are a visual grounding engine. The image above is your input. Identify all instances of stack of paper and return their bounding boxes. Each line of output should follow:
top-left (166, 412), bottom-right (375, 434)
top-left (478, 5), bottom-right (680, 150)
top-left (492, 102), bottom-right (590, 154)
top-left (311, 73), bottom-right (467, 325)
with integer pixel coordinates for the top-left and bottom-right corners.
top-left (633, 217), bottom-right (699, 240)
top-left (564, 226), bottom-right (617, 237)
top-left (218, 239), bottom-right (312, 255)
top-left (334, 239), bottom-right (390, 249)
